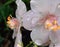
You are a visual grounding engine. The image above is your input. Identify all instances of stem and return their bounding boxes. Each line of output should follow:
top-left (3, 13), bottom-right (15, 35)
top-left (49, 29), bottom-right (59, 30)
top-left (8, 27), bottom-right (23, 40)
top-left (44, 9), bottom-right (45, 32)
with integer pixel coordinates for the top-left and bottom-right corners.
top-left (26, 41), bottom-right (33, 47)
top-left (3, 0), bottom-right (15, 6)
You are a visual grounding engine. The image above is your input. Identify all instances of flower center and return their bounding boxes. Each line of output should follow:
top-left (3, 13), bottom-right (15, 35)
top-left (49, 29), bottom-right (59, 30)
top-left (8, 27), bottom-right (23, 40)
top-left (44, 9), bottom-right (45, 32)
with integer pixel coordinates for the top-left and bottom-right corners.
top-left (44, 14), bottom-right (60, 31)
top-left (7, 15), bottom-right (20, 29)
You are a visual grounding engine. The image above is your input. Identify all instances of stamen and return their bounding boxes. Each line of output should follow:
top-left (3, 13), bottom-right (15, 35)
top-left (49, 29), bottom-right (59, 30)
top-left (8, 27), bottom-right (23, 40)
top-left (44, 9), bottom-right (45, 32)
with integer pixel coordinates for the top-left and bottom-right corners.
top-left (7, 15), bottom-right (12, 21)
top-left (7, 20), bottom-right (12, 24)
top-left (45, 20), bottom-right (52, 29)
top-left (50, 25), bottom-right (58, 31)
top-left (44, 13), bottom-right (60, 31)
top-left (53, 20), bottom-right (57, 25)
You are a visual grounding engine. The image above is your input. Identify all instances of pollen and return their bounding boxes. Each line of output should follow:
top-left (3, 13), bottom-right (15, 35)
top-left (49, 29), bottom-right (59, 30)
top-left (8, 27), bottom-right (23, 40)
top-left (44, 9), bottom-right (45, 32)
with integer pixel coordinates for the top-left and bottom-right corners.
top-left (50, 25), bottom-right (58, 31)
top-left (57, 26), bottom-right (60, 30)
top-left (7, 16), bottom-right (11, 21)
top-left (53, 20), bottom-right (57, 25)
top-left (7, 15), bottom-right (12, 21)
top-left (7, 21), bottom-right (11, 24)
top-left (45, 20), bottom-right (52, 29)
top-left (45, 19), bottom-right (60, 31)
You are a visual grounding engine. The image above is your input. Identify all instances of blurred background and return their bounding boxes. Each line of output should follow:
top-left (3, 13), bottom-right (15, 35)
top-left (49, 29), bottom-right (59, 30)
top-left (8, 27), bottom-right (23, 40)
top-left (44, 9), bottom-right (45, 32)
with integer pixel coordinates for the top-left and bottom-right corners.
top-left (0, 0), bottom-right (48, 47)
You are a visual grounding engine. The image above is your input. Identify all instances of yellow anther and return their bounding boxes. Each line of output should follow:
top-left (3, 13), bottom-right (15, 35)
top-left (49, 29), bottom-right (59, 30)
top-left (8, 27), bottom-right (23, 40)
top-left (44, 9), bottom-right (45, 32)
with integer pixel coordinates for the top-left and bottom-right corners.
top-left (53, 20), bottom-right (57, 25)
top-left (45, 19), bottom-right (60, 32)
top-left (45, 23), bottom-right (52, 29)
top-left (52, 26), bottom-right (58, 31)
top-left (45, 20), bottom-right (52, 29)
top-left (7, 16), bottom-right (11, 21)
top-left (7, 21), bottom-right (11, 24)
top-left (50, 26), bottom-right (60, 32)
top-left (57, 26), bottom-right (60, 30)
top-left (7, 15), bottom-right (12, 21)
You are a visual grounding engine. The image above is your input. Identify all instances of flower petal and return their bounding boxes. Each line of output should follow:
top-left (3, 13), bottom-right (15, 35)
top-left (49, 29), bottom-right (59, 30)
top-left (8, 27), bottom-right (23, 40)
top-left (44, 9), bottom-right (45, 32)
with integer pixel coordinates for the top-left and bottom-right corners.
top-left (30, 0), bottom-right (60, 13)
top-left (22, 10), bottom-right (42, 30)
top-left (14, 26), bottom-right (22, 47)
top-left (16, 0), bottom-right (27, 21)
top-left (55, 44), bottom-right (60, 47)
top-left (49, 43), bottom-right (60, 47)
top-left (49, 0), bottom-right (60, 14)
top-left (49, 30), bottom-right (60, 45)
top-left (31, 25), bottom-right (50, 45)
top-left (49, 43), bottom-right (54, 47)
top-left (30, 0), bottom-right (49, 13)
top-left (54, 5), bottom-right (60, 17)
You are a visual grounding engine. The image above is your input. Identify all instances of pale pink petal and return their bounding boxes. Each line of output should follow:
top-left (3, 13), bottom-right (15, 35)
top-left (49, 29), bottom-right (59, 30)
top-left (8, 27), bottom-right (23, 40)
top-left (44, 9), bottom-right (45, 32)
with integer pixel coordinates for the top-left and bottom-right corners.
top-left (49, 30), bottom-right (60, 45)
top-left (55, 44), bottom-right (60, 47)
top-left (30, 0), bottom-right (60, 13)
top-left (22, 10), bottom-right (42, 30)
top-left (31, 25), bottom-right (50, 45)
top-left (30, 0), bottom-right (49, 13)
top-left (16, 0), bottom-right (27, 21)
top-left (54, 5), bottom-right (60, 17)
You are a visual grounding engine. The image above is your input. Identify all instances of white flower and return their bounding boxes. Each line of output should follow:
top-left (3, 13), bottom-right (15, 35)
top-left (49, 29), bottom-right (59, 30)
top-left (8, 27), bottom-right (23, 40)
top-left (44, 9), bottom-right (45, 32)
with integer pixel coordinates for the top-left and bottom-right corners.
top-left (22, 0), bottom-right (60, 30)
top-left (16, 0), bottom-right (60, 47)
top-left (31, 25), bottom-right (50, 45)
top-left (30, 0), bottom-right (60, 47)
top-left (22, 10), bottom-right (42, 30)
top-left (30, 0), bottom-right (60, 13)
top-left (14, 0), bottom-right (27, 47)
top-left (7, 17), bottom-right (20, 29)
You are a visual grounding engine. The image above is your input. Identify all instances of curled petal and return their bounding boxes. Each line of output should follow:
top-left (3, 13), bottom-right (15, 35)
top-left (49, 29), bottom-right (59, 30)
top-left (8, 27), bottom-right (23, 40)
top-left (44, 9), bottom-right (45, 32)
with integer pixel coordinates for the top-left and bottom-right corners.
top-left (16, 0), bottom-right (27, 21)
top-left (16, 0), bottom-right (21, 6)
top-left (31, 25), bottom-right (50, 45)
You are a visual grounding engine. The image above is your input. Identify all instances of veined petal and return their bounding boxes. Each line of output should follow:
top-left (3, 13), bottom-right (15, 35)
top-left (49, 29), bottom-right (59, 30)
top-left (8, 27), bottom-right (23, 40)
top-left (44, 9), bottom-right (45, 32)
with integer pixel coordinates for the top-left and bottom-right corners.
top-left (22, 10), bottom-right (42, 30)
top-left (16, 0), bottom-right (27, 21)
top-left (31, 25), bottom-right (50, 45)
